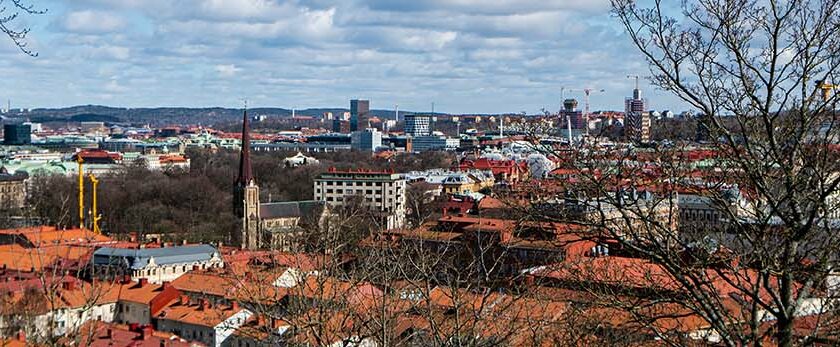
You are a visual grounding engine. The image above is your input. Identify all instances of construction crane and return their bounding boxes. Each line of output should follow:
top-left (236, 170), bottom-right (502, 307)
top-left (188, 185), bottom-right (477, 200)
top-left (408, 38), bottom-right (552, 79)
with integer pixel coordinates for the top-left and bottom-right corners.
top-left (89, 174), bottom-right (102, 234)
top-left (816, 80), bottom-right (840, 102)
top-left (77, 156), bottom-right (84, 229)
top-left (582, 88), bottom-right (606, 136)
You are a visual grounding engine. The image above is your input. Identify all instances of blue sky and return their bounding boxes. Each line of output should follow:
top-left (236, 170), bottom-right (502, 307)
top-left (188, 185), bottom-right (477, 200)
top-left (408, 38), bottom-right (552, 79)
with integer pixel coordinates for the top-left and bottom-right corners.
top-left (1, 0), bottom-right (690, 114)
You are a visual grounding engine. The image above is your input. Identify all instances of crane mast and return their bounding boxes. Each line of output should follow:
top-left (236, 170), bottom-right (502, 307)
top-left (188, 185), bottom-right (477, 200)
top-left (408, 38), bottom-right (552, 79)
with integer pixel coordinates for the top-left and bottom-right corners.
top-left (89, 174), bottom-right (102, 234)
top-left (582, 88), bottom-right (605, 136)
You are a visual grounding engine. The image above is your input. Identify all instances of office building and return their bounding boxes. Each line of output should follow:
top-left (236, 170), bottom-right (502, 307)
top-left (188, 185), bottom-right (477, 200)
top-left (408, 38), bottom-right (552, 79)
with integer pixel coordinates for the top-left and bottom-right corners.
top-left (351, 128), bottom-right (383, 152)
top-left (3, 124), bottom-right (31, 145)
top-left (411, 135), bottom-right (460, 152)
top-left (350, 99), bottom-right (370, 132)
top-left (314, 168), bottom-right (407, 229)
top-left (624, 85), bottom-right (651, 143)
top-left (404, 114), bottom-right (431, 137)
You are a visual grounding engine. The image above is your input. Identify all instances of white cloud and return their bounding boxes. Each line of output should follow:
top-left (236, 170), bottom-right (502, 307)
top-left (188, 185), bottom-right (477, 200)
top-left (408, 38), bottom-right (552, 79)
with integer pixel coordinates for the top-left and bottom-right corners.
top-left (61, 10), bottom-right (126, 34)
top-left (215, 64), bottom-right (241, 77)
top-left (6, 0), bottom-right (686, 113)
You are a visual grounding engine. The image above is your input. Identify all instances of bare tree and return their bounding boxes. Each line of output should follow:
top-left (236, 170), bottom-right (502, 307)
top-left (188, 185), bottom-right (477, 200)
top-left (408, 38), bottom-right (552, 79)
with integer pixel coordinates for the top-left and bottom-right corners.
top-left (0, 0), bottom-right (45, 56)
top-left (517, 0), bottom-right (840, 346)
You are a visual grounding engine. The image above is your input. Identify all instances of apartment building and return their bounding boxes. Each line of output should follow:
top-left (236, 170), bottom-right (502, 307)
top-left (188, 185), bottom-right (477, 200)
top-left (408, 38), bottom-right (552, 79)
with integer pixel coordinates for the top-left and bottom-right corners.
top-left (313, 168), bottom-right (406, 229)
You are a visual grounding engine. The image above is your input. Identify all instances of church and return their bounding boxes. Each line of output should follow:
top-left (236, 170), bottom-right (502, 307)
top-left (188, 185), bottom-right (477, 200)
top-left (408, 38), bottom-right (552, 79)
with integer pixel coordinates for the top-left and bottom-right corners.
top-left (232, 109), bottom-right (326, 250)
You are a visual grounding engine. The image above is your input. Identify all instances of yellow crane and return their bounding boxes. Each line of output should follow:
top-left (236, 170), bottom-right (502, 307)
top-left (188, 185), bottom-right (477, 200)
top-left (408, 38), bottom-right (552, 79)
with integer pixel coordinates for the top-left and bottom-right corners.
top-left (88, 173), bottom-right (102, 234)
top-left (77, 156), bottom-right (84, 229)
top-left (816, 80), bottom-right (840, 102)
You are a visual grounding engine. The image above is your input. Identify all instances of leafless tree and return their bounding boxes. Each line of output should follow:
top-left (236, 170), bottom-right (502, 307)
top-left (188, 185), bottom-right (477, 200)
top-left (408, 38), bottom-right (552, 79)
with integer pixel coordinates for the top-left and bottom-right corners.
top-left (517, 0), bottom-right (840, 346)
top-left (0, 0), bottom-right (45, 56)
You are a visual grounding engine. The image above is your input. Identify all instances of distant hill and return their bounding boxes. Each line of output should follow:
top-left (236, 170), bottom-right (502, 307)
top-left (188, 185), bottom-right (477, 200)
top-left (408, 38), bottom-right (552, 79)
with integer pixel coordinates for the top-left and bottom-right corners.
top-left (3, 105), bottom-right (447, 126)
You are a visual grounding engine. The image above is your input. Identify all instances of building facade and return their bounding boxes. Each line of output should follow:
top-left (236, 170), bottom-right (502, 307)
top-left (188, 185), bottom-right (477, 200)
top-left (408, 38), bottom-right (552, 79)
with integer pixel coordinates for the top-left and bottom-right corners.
top-left (411, 135), bottom-right (460, 152)
top-left (313, 168), bottom-right (407, 229)
top-left (624, 86), bottom-right (651, 143)
top-left (0, 168), bottom-right (27, 209)
top-left (350, 128), bottom-right (382, 152)
top-left (349, 99), bottom-right (369, 132)
top-left (3, 124), bottom-right (30, 145)
top-left (91, 245), bottom-right (224, 284)
top-left (404, 114), bottom-right (430, 137)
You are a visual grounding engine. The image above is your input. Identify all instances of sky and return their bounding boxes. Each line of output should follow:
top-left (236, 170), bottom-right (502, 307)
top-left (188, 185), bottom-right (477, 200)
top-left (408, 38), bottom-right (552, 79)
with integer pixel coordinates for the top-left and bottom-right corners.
top-left (0, 0), bottom-right (691, 114)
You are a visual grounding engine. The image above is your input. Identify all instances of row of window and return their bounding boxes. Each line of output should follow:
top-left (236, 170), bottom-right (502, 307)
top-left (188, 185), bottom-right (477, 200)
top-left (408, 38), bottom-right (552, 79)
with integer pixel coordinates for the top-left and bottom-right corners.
top-left (317, 180), bottom-right (401, 187)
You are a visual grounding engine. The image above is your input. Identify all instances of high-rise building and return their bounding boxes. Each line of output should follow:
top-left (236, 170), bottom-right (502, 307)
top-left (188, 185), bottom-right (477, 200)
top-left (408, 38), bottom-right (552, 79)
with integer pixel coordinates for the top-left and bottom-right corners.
top-left (624, 85), bottom-right (651, 143)
top-left (351, 128), bottom-right (382, 152)
top-left (560, 99), bottom-right (585, 130)
top-left (313, 168), bottom-right (407, 229)
top-left (350, 99), bottom-right (370, 132)
top-left (3, 124), bottom-right (31, 145)
top-left (404, 114), bottom-right (430, 137)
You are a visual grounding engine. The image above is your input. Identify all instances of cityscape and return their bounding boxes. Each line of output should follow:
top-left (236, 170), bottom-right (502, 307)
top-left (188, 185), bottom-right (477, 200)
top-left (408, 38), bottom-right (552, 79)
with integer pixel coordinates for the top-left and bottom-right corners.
top-left (0, 1), bottom-right (838, 347)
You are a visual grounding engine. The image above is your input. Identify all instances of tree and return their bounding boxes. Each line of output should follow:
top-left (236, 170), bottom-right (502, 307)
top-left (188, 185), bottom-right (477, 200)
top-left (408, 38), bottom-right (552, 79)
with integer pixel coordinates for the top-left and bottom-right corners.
top-left (0, 0), bottom-right (45, 56)
top-left (523, 0), bottom-right (840, 346)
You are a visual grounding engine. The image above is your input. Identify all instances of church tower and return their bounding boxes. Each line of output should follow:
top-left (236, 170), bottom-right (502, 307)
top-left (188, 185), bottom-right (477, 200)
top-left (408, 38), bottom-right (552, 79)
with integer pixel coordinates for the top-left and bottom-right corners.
top-left (233, 107), bottom-right (261, 249)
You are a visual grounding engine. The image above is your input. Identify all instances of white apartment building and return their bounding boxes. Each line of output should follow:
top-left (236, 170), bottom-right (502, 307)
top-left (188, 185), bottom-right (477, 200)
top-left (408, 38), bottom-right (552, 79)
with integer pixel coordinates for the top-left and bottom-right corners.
top-left (313, 168), bottom-right (407, 229)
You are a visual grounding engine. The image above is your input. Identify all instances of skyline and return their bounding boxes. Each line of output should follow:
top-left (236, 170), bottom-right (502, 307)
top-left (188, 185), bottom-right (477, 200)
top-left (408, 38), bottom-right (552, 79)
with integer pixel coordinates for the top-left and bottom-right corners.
top-left (3, 0), bottom-right (690, 114)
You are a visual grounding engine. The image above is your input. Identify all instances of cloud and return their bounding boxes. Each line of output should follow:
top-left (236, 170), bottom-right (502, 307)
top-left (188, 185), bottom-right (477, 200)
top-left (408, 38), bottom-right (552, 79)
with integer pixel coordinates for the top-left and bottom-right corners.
top-left (4, 0), bottom-right (689, 113)
top-left (59, 10), bottom-right (126, 34)
top-left (215, 64), bottom-right (241, 77)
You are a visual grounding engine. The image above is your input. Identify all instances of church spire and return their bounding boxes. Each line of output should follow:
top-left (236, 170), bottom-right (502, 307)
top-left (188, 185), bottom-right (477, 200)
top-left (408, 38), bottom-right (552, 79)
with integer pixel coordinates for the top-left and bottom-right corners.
top-left (237, 104), bottom-right (253, 185)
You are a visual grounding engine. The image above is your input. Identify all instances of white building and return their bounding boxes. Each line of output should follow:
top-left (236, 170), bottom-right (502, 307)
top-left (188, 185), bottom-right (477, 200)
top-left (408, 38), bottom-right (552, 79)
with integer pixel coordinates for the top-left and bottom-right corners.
top-left (283, 152), bottom-right (320, 167)
top-left (155, 299), bottom-right (252, 347)
top-left (92, 244), bottom-right (224, 284)
top-left (313, 168), bottom-right (407, 229)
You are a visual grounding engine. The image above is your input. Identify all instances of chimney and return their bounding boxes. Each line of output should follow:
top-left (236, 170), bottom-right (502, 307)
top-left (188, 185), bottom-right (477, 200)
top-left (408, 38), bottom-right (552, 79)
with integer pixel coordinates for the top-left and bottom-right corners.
top-left (256, 315), bottom-right (266, 326)
top-left (62, 281), bottom-right (76, 291)
top-left (231, 301), bottom-right (239, 311)
top-left (15, 330), bottom-right (24, 342)
top-left (122, 275), bottom-right (132, 284)
top-left (105, 328), bottom-right (112, 339)
top-left (442, 207), bottom-right (447, 217)
top-left (179, 295), bottom-right (190, 306)
top-left (199, 299), bottom-right (210, 311)
top-left (162, 281), bottom-right (171, 289)
top-left (129, 323), bottom-right (140, 332)
top-left (141, 325), bottom-right (153, 340)
top-left (138, 278), bottom-right (148, 287)
top-left (192, 265), bottom-right (200, 272)
top-left (130, 232), bottom-right (137, 243)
